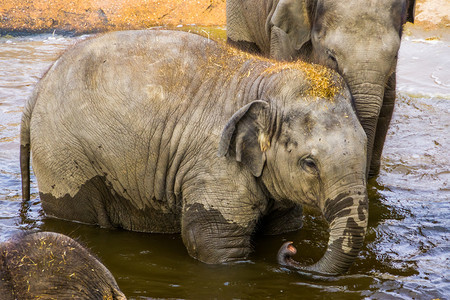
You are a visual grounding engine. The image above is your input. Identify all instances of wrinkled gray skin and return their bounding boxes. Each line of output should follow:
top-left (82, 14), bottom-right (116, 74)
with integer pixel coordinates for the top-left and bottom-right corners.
top-left (21, 30), bottom-right (368, 275)
top-left (227, 0), bottom-right (416, 177)
top-left (0, 232), bottom-right (126, 300)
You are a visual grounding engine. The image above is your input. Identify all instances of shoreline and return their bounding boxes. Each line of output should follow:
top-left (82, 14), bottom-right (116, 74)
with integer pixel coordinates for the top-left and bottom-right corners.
top-left (0, 0), bottom-right (226, 36)
top-left (0, 0), bottom-right (448, 36)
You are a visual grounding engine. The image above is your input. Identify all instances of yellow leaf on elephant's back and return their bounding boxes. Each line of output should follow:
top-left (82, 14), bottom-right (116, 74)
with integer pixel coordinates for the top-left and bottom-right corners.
top-left (264, 61), bottom-right (341, 100)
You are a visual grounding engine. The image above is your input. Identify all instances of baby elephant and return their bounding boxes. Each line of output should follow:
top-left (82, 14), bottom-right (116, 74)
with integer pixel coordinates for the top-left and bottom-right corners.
top-left (0, 232), bottom-right (125, 299)
top-left (21, 30), bottom-right (368, 275)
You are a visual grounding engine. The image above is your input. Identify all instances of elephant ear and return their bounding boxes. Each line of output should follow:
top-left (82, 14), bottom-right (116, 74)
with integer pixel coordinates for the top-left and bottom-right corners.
top-left (270, 0), bottom-right (311, 60)
top-left (218, 100), bottom-right (271, 177)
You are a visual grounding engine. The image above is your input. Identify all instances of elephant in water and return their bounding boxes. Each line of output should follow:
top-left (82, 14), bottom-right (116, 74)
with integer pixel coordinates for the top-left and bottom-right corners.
top-left (21, 30), bottom-right (368, 275)
top-left (0, 232), bottom-right (125, 299)
top-left (227, 0), bottom-right (416, 177)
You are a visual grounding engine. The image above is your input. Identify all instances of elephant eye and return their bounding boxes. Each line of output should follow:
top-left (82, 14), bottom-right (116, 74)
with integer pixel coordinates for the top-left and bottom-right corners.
top-left (300, 156), bottom-right (319, 174)
top-left (326, 50), bottom-right (338, 65)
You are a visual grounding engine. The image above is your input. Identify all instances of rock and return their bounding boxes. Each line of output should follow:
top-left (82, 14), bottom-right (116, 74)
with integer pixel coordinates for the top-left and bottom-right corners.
top-left (414, 0), bottom-right (450, 29)
top-left (0, 0), bottom-right (226, 35)
top-left (0, 0), bottom-right (447, 35)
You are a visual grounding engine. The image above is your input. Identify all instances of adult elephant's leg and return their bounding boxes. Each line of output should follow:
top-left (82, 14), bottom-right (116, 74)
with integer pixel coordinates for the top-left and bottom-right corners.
top-left (370, 72), bottom-right (396, 177)
top-left (227, 38), bottom-right (262, 55)
top-left (260, 201), bottom-right (303, 235)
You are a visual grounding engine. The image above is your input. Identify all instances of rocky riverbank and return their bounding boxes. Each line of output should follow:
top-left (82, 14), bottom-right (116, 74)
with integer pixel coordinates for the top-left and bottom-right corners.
top-left (0, 0), bottom-right (226, 35)
top-left (0, 0), bottom-right (448, 35)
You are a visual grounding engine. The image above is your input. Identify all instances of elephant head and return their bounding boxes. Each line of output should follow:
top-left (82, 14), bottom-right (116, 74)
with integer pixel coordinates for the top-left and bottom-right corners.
top-left (0, 232), bottom-right (126, 299)
top-left (266, 0), bottom-right (416, 176)
top-left (219, 70), bottom-right (369, 275)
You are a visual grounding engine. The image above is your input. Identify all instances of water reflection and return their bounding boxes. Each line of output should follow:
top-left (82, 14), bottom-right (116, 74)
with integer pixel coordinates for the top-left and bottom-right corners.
top-left (0, 28), bottom-right (449, 298)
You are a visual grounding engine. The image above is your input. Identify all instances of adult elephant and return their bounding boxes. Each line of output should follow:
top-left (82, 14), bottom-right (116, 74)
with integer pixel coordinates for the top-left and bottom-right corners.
top-left (21, 30), bottom-right (368, 275)
top-left (0, 232), bottom-right (126, 299)
top-left (227, 0), bottom-right (416, 177)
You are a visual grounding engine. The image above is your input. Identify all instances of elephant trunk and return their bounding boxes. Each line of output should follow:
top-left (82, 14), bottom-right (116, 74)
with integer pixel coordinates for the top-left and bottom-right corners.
top-left (346, 75), bottom-right (386, 176)
top-left (278, 184), bottom-right (368, 276)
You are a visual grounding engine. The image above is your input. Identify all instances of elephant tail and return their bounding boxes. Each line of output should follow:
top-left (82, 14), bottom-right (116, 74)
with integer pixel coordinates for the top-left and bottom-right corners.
top-left (20, 90), bottom-right (38, 201)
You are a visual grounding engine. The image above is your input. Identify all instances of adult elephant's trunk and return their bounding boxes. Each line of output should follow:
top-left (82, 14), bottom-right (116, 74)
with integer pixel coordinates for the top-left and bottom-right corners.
top-left (346, 73), bottom-right (386, 177)
top-left (278, 184), bottom-right (368, 276)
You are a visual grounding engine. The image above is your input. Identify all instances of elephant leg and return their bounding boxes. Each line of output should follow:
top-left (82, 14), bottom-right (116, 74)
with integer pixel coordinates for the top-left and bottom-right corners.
top-left (180, 180), bottom-right (266, 264)
top-left (370, 72), bottom-right (396, 177)
top-left (181, 201), bottom-right (259, 264)
top-left (260, 200), bottom-right (303, 235)
top-left (227, 37), bottom-right (262, 55)
top-left (40, 175), bottom-right (112, 228)
top-left (270, 26), bottom-right (298, 61)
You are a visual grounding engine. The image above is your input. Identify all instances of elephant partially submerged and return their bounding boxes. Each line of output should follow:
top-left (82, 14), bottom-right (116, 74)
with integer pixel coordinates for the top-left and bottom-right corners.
top-left (0, 232), bottom-right (125, 300)
top-left (21, 30), bottom-right (368, 275)
top-left (227, 0), bottom-right (416, 177)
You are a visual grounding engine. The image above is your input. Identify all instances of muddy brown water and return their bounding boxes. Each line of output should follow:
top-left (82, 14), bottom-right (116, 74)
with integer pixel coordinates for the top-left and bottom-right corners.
top-left (0, 27), bottom-right (448, 299)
